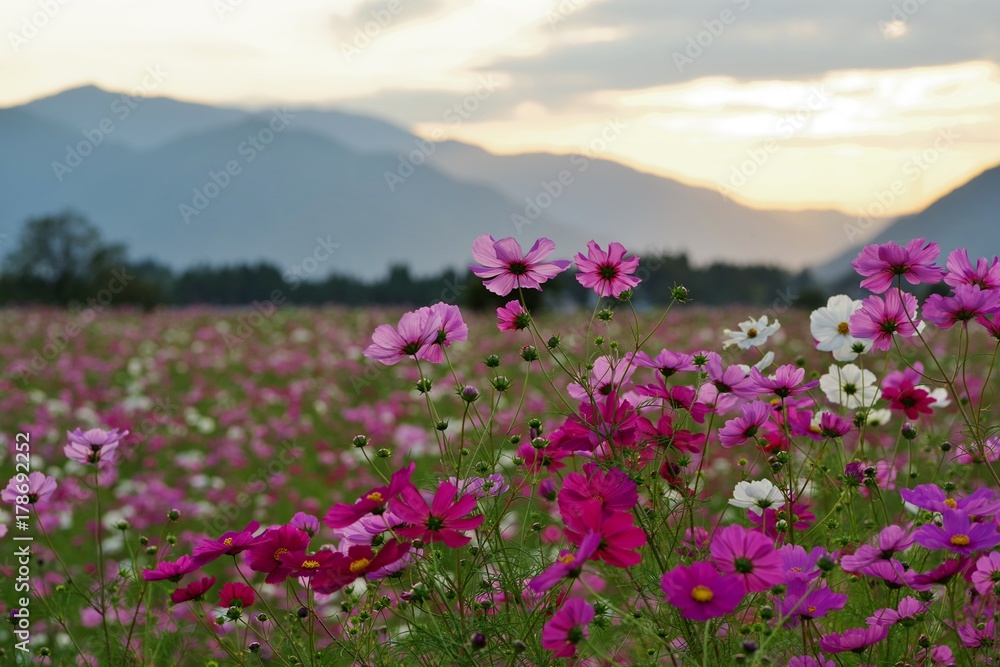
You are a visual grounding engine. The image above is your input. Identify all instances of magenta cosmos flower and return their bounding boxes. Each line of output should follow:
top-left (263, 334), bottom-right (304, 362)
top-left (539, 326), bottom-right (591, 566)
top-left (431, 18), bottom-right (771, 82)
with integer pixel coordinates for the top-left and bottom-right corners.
top-left (945, 248), bottom-right (1000, 291)
top-left (363, 310), bottom-right (440, 365)
top-left (2, 472), bottom-right (57, 505)
top-left (415, 302), bottom-right (468, 363)
top-left (557, 463), bottom-right (638, 515)
top-left (65, 427), bottom-right (128, 466)
top-left (541, 598), bottom-right (594, 658)
top-left (218, 582), bottom-right (255, 608)
top-left (313, 539), bottom-right (411, 594)
top-left (819, 625), bottom-right (888, 654)
top-left (563, 501), bottom-right (647, 568)
top-left (913, 509), bottom-right (1000, 556)
top-left (143, 555), bottom-right (199, 583)
top-left (392, 481), bottom-right (484, 548)
top-left (191, 520), bottom-right (261, 566)
top-left (529, 531), bottom-right (602, 592)
top-left (851, 238), bottom-right (944, 293)
top-left (867, 596), bottom-right (926, 627)
top-left (705, 354), bottom-right (761, 400)
top-left (719, 401), bottom-right (771, 448)
top-left (849, 288), bottom-right (922, 351)
top-left (710, 525), bottom-right (783, 593)
top-left (470, 235), bottom-right (570, 296)
top-left (573, 240), bottom-right (641, 298)
top-left (900, 484), bottom-right (1000, 517)
top-left (244, 525), bottom-right (311, 584)
top-left (496, 300), bottom-right (530, 331)
top-left (661, 561), bottom-right (746, 621)
top-left (633, 348), bottom-right (696, 378)
top-left (778, 579), bottom-right (847, 625)
top-left (170, 576), bottom-right (215, 604)
top-left (324, 462), bottom-right (415, 529)
top-left (924, 284), bottom-right (1000, 329)
top-left (972, 551), bottom-right (1000, 595)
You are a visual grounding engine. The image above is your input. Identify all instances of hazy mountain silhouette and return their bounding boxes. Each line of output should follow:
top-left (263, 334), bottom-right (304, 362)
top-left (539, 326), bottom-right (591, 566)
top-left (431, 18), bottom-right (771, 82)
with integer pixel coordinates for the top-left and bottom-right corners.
top-left (6, 85), bottom-right (982, 280)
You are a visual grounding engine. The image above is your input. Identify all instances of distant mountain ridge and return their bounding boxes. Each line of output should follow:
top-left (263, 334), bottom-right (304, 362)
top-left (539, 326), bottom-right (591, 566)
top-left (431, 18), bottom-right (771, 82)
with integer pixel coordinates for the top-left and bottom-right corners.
top-left (3, 85), bottom-right (993, 280)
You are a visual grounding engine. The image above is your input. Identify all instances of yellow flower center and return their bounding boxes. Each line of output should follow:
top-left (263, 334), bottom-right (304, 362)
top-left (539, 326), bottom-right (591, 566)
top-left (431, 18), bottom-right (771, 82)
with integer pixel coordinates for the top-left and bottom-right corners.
top-left (223, 537), bottom-right (233, 546)
top-left (301, 560), bottom-right (320, 569)
top-left (807, 605), bottom-right (817, 615)
top-left (950, 534), bottom-right (971, 547)
top-left (691, 585), bottom-right (714, 603)
top-left (349, 558), bottom-right (371, 573)
top-left (746, 328), bottom-right (758, 338)
top-left (944, 498), bottom-right (957, 509)
top-left (837, 322), bottom-right (850, 335)
top-left (559, 555), bottom-right (576, 565)
top-left (366, 491), bottom-right (384, 503)
top-left (273, 547), bottom-right (289, 562)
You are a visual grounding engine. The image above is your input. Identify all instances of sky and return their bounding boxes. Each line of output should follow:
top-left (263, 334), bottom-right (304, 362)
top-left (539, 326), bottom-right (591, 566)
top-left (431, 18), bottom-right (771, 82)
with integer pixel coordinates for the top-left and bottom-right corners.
top-left (3, 0), bottom-right (1000, 217)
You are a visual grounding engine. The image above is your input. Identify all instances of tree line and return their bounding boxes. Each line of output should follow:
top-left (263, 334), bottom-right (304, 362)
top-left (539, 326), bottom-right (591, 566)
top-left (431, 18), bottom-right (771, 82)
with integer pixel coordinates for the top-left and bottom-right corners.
top-left (0, 212), bottom-right (826, 311)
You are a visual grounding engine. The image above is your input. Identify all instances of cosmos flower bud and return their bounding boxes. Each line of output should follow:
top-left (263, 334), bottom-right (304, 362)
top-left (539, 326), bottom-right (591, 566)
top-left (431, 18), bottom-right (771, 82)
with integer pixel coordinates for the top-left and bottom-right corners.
top-left (249, 642), bottom-right (261, 653)
top-left (484, 354), bottom-right (500, 368)
top-left (415, 378), bottom-right (433, 393)
top-left (352, 435), bottom-right (370, 448)
top-left (470, 632), bottom-right (486, 651)
top-left (539, 478), bottom-right (558, 501)
top-left (901, 423), bottom-right (918, 440)
top-left (671, 285), bottom-right (689, 302)
top-left (520, 345), bottom-right (538, 362)
top-left (167, 509), bottom-right (181, 521)
top-left (460, 385), bottom-right (479, 402)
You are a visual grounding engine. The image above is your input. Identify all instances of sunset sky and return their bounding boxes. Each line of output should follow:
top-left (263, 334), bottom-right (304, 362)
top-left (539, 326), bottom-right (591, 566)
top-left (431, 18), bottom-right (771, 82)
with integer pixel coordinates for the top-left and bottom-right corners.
top-left (3, 0), bottom-right (999, 217)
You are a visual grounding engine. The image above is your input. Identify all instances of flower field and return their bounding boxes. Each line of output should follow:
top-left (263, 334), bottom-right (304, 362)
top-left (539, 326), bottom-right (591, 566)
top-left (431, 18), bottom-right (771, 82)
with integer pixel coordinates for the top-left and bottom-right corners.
top-left (2, 237), bottom-right (1000, 666)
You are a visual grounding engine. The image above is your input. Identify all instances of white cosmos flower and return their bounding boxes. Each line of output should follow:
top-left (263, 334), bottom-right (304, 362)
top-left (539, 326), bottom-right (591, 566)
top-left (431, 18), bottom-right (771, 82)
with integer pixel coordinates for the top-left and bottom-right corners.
top-left (922, 386), bottom-right (950, 408)
top-left (864, 408), bottom-right (893, 427)
top-left (729, 479), bottom-right (785, 516)
top-left (819, 364), bottom-right (878, 409)
top-left (723, 316), bottom-right (781, 350)
top-left (811, 295), bottom-right (873, 361)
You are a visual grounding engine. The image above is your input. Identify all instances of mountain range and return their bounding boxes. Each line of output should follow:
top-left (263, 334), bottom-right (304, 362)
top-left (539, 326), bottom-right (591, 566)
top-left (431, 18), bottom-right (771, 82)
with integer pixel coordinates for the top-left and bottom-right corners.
top-left (1, 85), bottom-right (996, 280)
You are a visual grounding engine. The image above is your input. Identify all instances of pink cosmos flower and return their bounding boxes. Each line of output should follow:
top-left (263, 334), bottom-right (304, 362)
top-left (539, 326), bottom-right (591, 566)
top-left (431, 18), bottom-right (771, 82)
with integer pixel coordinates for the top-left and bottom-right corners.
top-left (851, 238), bottom-right (944, 293)
top-left (958, 619), bottom-right (998, 649)
top-left (924, 284), bottom-right (1000, 329)
top-left (470, 235), bottom-right (570, 296)
top-left (849, 288), bottom-right (922, 351)
top-left (563, 501), bottom-right (647, 568)
top-left (866, 596), bottom-right (926, 627)
top-left (392, 481), bottom-right (484, 548)
top-left (416, 303), bottom-right (468, 363)
top-left (900, 484), bottom-right (1000, 517)
top-left (567, 354), bottom-right (637, 401)
top-left (143, 555), bottom-right (199, 583)
top-left (244, 525), bottom-right (311, 584)
top-left (750, 364), bottom-right (819, 399)
top-left (2, 472), bottom-right (57, 505)
top-left (710, 525), bottom-right (783, 592)
top-left (65, 427), bottom-right (128, 466)
top-left (529, 531), bottom-right (602, 592)
top-left (290, 512), bottom-right (320, 537)
top-left (819, 625), bottom-right (888, 654)
top-left (638, 413), bottom-right (706, 453)
top-left (841, 525), bottom-right (914, 572)
top-left (705, 354), bottom-right (760, 400)
top-left (787, 657), bottom-right (836, 667)
top-left (170, 576), bottom-right (216, 604)
top-left (778, 579), bottom-right (847, 625)
top-left (363, 310), bottom-right (440, 365)
top-left (779, 544), bottom-right (829, 583)
top-left (573, 240), bottom-right (641, 298)
top-left (881, 381), bottom-right (935, 420)
top-left (557, 463), bottom-right (638, 515)
top-left (971, 551), bottom-right (1000, 595)
top-left (324, 462), bottom-right (415, 529)
top-left (977, 313), bottom-right (1000, 340)
top-left (719, 401), bottom-right (772, 448)
top-left (661, 561), bottom-right (746, 621)
top-left (496, 300), bottom-right (530, 332)
top-left (541, 598), bottom-right (594, 658)
top-left (191, 520), bottom-right (261, 566)
top-left (633, 349), bottom-right (696, 378)
top-left (819, 412), bottom-right (852, 438)
top-left (945, 248), bottom-right (1000, 290)
top-left (913, 509), bottom-right (1000, 555)
top-left (218, 582), bottom-right (255, 608)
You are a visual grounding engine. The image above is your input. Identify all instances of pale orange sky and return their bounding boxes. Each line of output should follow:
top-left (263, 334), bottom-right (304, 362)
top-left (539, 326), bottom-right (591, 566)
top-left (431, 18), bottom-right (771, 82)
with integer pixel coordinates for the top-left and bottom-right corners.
top-left (3, 0), bottom-right (999, 217)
